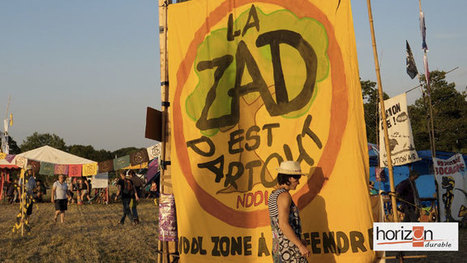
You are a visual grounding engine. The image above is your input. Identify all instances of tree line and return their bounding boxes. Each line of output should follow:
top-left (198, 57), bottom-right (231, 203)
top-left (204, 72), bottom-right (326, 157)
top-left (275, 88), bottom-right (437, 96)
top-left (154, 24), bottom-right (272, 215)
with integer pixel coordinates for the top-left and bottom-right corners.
top-left (7, 132), bottom-right (140, 162)
top-left (362, 70), bottom-right (466, 153)
top-left (6, 69), bottom-right (466, 159)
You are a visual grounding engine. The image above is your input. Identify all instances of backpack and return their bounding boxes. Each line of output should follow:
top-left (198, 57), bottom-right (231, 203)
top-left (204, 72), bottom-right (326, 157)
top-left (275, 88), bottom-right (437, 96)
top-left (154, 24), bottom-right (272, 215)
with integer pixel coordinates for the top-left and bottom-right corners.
top-left (122, 178), bottom-right (134, 196)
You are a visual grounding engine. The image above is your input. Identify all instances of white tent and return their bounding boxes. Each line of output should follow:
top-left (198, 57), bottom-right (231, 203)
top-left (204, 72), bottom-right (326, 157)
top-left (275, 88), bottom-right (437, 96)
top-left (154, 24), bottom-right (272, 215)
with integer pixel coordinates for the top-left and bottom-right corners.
top-left (15, 145), bottom-right (94, 164)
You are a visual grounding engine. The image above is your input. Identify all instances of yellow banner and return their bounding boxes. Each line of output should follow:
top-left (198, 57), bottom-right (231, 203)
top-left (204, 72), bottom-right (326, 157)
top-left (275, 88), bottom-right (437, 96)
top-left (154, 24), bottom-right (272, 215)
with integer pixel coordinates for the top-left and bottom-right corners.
top-left (168, 0), bottom-right (374, 262)
top-left (82, 162), bottom-right (98, 177)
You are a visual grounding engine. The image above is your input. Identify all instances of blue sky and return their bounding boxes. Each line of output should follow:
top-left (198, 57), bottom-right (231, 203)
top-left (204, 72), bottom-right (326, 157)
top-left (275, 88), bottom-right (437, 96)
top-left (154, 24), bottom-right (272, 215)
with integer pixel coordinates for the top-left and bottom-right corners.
top-left (1, 0), bottom-right (465, 151)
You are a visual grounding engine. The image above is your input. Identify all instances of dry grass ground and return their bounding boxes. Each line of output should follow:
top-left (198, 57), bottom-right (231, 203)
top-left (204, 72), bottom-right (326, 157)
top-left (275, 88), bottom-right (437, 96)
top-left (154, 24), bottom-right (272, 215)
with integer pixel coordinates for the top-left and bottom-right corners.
top-left (0, 200), bottom-right (159, 262)
top-left (1, 199), bottom-right (464, 263)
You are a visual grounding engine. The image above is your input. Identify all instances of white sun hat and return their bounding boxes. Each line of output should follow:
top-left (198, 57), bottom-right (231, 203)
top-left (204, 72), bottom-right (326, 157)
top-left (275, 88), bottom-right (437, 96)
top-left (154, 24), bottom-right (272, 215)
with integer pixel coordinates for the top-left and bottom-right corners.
top-left (276, 161), bottom-right (303, 175)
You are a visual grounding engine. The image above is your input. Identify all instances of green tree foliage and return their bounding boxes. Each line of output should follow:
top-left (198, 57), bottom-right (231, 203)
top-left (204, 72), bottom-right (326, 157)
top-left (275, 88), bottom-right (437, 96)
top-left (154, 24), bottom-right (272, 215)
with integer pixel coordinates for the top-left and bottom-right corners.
top-left (361, 79), bottom-right (389, 144)
top-left (7, 136), bottom-right (21, 154)
top-left (409, 70), bottom-right (467, 153)
top-left (67, 144), bottom-right (113, 162)
top-left (20, 132), bottom-right (66, 152)
top-left (112, 147), bottom-right (139, 158)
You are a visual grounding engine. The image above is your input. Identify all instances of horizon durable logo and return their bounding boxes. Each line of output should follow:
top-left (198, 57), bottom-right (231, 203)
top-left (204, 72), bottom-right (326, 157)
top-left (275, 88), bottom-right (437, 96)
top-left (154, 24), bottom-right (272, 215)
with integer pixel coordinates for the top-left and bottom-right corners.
top-left (172, 0), bottom-right (349, 228)
top-left (376, 226), bottom-right (432, 247)
top-left (373, 223), bottom-right (458, 251)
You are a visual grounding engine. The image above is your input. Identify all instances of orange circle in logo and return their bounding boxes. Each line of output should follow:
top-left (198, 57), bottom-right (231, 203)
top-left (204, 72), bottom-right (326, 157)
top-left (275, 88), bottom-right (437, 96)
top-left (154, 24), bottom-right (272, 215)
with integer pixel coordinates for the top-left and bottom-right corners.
top-left (173, 0), bottom-right (348, 228)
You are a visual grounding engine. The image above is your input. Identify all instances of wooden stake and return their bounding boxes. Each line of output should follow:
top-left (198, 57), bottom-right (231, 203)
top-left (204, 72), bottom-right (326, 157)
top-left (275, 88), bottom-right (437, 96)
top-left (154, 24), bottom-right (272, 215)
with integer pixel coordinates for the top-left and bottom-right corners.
top-left (366, 0), bottom-right (400, 224)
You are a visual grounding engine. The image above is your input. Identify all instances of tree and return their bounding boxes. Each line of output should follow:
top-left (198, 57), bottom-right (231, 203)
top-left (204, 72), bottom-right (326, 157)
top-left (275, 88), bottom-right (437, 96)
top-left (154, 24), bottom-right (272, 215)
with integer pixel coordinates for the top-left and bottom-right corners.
top-left (7, 136), bottom-right (21, 154)
top-left (20, 132), bottom-right (66, 152)
top-left (67, 144), bottom-right (113, 162)
top-left (361, 79), bottom-right (389, 144)
top-left (112, 147), bottom-right (139, 158)
top-left (409, 70), bottom-right (467, 153)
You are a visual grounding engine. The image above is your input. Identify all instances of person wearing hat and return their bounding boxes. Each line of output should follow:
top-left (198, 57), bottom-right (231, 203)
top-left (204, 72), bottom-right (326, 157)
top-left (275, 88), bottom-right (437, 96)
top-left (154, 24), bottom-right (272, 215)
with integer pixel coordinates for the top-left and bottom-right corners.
top-left (268, 161), bottom-right (310, 262)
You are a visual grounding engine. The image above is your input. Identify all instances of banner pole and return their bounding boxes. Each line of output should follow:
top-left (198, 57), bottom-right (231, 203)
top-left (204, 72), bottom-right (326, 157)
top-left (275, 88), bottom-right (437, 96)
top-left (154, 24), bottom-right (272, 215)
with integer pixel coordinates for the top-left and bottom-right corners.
top-left (418, 0), bottom-right (440, 223)
top-left (158, 1), bottom-right (175, 263)
top-left (366, 0), bottom-right (400, 223)
top-left (21, 169), bottom-right (25, 236)
top-left (418, 0), bottom-right (436, 159)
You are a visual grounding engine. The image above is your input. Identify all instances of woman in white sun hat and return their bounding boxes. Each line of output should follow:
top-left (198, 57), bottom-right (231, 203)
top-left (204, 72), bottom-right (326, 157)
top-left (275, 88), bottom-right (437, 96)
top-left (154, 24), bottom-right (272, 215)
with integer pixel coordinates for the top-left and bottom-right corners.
top-left (268, 161), bottom-right (310, 263)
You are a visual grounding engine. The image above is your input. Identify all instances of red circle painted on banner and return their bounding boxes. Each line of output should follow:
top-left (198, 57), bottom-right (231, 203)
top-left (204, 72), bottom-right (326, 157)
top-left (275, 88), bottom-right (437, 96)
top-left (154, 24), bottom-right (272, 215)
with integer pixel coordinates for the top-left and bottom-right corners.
top-left (173, 0), bottom-right (348, 228)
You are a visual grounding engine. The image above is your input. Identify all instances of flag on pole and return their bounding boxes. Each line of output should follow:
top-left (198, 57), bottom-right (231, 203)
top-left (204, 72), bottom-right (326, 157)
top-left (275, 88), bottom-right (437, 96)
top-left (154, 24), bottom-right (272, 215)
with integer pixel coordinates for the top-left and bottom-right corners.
top-left (423, 54), bottom-right (430, 90)
top-left (406, 40), bottom-right (418, 79)
top-left (419, 11), bottom-right (428, 50)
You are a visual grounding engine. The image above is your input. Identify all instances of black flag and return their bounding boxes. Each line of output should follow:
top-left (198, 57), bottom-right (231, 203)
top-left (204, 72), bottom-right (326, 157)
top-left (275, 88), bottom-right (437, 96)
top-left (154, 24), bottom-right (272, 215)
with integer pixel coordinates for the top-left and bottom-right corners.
top-left (406, 41), bottom-right (418, 79)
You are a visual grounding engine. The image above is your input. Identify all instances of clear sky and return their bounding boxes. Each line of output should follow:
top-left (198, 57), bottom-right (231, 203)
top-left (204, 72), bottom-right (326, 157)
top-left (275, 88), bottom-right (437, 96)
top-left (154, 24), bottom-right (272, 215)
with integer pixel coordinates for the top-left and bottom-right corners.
top-left (1, 0), bottom-right (466, 151)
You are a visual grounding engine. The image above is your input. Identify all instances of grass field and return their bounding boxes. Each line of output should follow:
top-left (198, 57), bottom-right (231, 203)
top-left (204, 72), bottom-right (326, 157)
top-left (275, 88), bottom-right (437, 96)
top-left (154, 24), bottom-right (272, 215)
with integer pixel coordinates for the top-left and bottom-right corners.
top-left (1, 199), bottom-right (465, 262)
top-left (0, 200), bottom-right (159, 262)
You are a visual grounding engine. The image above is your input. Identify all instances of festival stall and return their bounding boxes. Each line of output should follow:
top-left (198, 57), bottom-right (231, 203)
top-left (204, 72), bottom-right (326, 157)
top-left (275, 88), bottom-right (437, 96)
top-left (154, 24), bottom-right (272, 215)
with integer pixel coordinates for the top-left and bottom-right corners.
top-left (0, 158), bottom-right (20, 200)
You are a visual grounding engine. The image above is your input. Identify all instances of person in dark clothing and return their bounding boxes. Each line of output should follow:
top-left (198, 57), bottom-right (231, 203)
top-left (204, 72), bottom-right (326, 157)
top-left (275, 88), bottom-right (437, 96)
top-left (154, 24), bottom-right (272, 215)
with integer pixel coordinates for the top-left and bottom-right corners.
top-left (115, 171), bottom-right (139, 225)
top-left (33, 180), bottom-right (46, 202)
top-left (7, 179), bottom-right (19, 204)
top-left (128, 170), bottom-right (144, 223)
top-left (396, 170), bottom-right (420, 222)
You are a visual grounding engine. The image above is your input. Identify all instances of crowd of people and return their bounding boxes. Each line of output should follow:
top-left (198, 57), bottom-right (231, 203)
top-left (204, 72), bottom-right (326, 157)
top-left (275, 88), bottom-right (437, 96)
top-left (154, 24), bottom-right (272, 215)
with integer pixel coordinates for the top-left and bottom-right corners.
top-left (2, 166), bottom-right (160, 225)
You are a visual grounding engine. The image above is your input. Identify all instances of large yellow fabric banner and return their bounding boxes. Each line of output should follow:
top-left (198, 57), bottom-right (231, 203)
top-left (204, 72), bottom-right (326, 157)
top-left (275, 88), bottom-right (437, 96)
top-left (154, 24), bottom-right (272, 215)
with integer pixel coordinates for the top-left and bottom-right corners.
top-left (168, 0), bottom-right (375, 262)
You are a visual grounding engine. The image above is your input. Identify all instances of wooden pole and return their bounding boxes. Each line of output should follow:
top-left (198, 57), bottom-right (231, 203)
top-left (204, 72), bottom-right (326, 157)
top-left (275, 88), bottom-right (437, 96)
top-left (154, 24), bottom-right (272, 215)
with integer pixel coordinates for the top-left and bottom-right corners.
top-left (418, 0), bottom-right (440, 223)
top-left (366, 0), bottom-right (400, 224)
top-left (158, 1), bottom-right (175, 262)
top-left (21, 169), bottom-right (25, 237)
top-left (418, 0), bottom-right (436, 159)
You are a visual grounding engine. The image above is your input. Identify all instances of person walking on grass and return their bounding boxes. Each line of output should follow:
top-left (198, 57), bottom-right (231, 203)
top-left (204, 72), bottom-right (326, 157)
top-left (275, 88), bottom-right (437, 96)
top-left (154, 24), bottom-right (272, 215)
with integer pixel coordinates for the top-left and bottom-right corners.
top-left (129, 170), bottom-right (144, 224)
top-left (51, 174), bottom-right (70, 223)
top-left (115, 171), bottom-right (139, 225)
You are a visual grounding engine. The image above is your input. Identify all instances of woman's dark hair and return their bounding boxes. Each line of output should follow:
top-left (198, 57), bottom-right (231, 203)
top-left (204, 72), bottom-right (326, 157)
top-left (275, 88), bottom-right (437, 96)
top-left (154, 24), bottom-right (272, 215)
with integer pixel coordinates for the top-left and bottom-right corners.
top-left (277, 173), bottom-right (301, 186)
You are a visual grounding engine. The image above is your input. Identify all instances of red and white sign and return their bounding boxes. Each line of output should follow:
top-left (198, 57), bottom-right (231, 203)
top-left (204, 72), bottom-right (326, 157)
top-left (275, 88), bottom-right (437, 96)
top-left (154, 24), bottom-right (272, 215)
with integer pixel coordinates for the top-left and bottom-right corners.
top-left (373, 223), bottom-right (458, 251)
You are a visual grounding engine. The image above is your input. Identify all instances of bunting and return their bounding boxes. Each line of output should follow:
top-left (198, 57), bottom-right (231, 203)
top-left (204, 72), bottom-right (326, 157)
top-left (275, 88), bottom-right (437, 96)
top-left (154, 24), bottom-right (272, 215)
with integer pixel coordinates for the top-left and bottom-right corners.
top-left (5, 144), bottom-right (161, 176)
top-left (98, 160), bottom-right (114, 173)
top-left (54, 164), bottom-right (69, 175)
top-left (15, 156), bottom-right (27, 169)
top-left (82, 162), bottom-right (98, 177)
top-left (5, 154), bottom-right (16, 163)
top-left (147, 143), bottom-right (161, 160)
top-left (68, 164), bottom-right (82, 177)
top-left (130, 149), bottom-right (150, 166)
top-left (39, 162), bottom-right (55, 176)
top-left (113, 155), bottom-right (130, 171)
